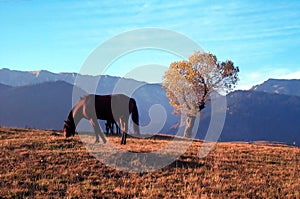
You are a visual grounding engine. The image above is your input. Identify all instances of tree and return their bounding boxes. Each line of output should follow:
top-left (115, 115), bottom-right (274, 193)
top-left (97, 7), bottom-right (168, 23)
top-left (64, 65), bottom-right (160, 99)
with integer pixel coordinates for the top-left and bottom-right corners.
top-left (162, 51), bottom-right (239, 137)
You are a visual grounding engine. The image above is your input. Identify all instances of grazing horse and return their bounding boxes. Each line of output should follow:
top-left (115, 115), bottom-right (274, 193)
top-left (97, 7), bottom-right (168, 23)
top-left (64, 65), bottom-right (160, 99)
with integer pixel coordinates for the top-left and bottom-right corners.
top-left (63, 94), bottom-right (140, 145)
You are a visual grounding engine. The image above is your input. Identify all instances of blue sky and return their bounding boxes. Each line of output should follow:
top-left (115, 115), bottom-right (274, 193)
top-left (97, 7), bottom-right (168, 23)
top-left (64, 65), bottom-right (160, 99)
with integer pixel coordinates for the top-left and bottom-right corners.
top-left (1, 0), bottom-right (300, 89)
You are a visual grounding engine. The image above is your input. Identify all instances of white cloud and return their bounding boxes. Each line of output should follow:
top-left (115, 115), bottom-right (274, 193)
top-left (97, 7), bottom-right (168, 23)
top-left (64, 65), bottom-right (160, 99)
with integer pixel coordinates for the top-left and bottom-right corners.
top-left (236, 84), bottom-right (254, 90)
top-left (278, 71), bottom-right (300, 79)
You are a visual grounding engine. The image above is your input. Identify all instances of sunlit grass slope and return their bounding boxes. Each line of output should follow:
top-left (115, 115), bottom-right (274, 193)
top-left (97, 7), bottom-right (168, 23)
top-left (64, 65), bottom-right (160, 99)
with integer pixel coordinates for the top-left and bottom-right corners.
top-left (0, 127), bottom-right (299, 198)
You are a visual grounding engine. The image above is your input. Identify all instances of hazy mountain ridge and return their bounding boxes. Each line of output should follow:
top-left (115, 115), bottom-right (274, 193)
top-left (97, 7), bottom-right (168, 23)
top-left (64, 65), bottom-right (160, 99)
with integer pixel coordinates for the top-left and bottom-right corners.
top-left (0, 79), bottom-right (177, 133)
top-left (223, 90), bottom-right (300, 144)
top-left (0, 83), bottom-right (12, 95)
top-left (0, 68), bottom-right (134, 87)
top-left (251, 78), bottom-right (300, 96)
top-left (0, 69), bottom-right (300, 145)
top-left (0, 81), bottom-right (86, 129)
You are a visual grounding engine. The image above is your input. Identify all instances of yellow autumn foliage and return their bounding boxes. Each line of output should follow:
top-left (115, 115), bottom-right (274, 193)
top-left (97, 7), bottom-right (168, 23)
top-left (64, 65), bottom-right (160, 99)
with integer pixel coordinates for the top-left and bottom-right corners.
top-left (162, 51), bottom-right (239, 117)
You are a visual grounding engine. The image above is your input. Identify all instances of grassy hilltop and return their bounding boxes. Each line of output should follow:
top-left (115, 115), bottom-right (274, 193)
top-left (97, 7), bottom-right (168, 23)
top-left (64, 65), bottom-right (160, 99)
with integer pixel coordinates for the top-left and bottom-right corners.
top-left (0, 127), bottom-right (299, 198)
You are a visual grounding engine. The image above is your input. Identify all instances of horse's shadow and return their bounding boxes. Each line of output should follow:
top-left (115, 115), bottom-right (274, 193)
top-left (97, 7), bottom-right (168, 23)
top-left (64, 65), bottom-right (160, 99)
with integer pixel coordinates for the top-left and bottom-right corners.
top-left (63, 137), bottom-right (205, 171)
top-left (168, 155), bottom-right (204, 169)
top-left (125, 151), bottom-right (203, 169)
top-left (90, 149), bottom-right (205, 172)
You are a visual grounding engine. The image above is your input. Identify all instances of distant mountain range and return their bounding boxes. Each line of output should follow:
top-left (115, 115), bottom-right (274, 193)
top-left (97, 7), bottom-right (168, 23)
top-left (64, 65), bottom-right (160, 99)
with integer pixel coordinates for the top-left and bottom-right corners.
top-left (0, 81), bottom-right (78, 129)
top-left (0, 68), bottom-right (299, 145)
top-left (0, 68), bottom-right (177, 133)
top-left (251, 78), bottom-right (300, 96)
top-left (0, 68), bottom-right (123, 87)
top-left (219, 90), bottom-right (300, 144)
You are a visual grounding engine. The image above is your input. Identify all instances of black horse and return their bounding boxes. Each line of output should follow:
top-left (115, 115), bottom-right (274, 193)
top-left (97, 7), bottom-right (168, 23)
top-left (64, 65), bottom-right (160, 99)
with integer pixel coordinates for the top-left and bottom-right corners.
top-left (63, 94), bottom-right (140, 144)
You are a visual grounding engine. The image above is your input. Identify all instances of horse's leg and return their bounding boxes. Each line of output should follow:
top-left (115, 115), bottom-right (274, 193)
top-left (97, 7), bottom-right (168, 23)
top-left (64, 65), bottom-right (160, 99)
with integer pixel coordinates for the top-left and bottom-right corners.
top-left (120, 117), bottom-right (128, 145)
top-left (108, 121), bottom-right (112, 134)
top-left (124, 117), bottom-right (128, 144)
top-left (116, 123), bottom-right (120, 135)
top-left (90, 118), bottom-right (107, 144)
top-left (120, 118), bottom-right (124, 144)
top-left (105, 122), bottom-right (109, 134)
top-left (119, 118), bottom-right (125, 145)
top-left (111, 122), bottom-right (115, 134)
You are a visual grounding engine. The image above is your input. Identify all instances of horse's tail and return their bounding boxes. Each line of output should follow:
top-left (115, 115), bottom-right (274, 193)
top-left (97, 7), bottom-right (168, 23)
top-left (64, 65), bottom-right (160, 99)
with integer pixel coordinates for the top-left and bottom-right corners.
top-left (130, 98), bottom-right (140, 135)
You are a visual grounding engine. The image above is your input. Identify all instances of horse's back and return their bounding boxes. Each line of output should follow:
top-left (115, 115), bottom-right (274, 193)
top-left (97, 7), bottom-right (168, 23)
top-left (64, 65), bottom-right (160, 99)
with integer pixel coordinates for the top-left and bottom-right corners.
top-left (82, 94), bottom-right (131, 106)
top-left (89, 94), bottom-right (131, 120)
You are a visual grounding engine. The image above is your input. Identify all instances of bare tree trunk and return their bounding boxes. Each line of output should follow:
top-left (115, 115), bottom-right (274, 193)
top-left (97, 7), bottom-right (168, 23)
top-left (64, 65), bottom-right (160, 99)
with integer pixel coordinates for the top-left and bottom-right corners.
top-left (184, 115), bottom-right (196, 138)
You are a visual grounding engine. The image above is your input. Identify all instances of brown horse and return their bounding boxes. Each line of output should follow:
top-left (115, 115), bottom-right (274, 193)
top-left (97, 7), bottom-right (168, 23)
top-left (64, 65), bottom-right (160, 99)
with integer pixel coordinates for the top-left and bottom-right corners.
top-left (63, 94), bottom-right (140, 144)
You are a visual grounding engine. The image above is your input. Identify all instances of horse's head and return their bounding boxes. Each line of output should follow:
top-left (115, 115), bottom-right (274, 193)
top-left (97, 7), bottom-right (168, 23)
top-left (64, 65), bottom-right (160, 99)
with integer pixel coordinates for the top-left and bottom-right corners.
top-left (63, 120), bottom-right (76, 138)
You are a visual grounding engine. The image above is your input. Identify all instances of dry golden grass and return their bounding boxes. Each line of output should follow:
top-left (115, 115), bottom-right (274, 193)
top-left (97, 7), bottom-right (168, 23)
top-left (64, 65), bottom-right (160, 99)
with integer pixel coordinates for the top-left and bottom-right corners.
top-left (0, 127), bottom-right (299, 198)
